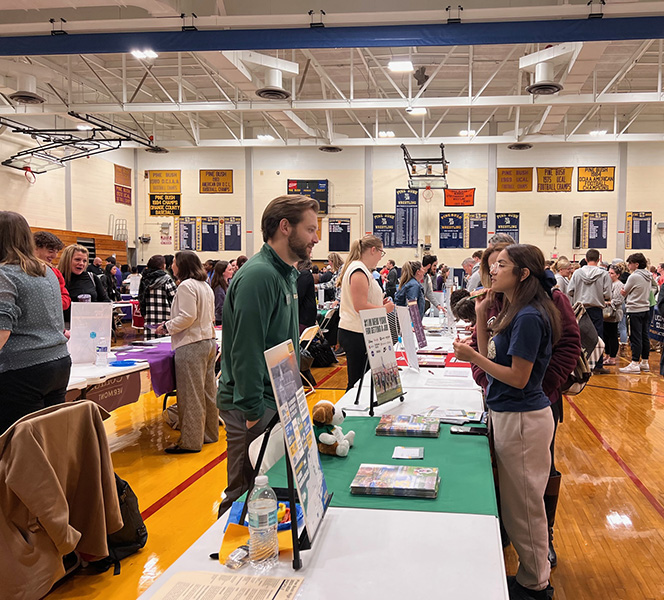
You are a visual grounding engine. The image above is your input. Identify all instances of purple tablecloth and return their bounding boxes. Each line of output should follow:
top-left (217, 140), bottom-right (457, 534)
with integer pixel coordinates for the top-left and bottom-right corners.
top-left (116, 343), bottom-right (175, 397)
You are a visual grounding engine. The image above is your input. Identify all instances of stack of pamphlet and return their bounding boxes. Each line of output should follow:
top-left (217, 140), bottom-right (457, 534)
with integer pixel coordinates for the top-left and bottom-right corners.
top-left (350, 463), bottom-right (440, 498)
top-left (375, 414), bottom-right (440, 438)
top-left (416, 407), bottom-right (486, 425)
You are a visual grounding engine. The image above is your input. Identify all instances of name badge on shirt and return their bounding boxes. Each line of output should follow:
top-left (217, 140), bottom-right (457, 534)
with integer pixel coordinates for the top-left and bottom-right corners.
top-left (285, 293), bottom-right (292, 305)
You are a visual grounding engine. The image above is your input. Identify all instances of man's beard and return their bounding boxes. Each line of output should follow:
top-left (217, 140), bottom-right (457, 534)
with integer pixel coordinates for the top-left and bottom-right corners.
top-left (288, 231), bottom-right (311, 261)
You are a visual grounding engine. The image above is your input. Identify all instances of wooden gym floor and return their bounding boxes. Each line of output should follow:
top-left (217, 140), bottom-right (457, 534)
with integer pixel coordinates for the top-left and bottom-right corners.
top-left (46, 350), bottom-right (664, 600)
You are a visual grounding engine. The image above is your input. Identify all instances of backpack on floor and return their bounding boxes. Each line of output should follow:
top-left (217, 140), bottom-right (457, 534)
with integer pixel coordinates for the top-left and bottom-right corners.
top-left (307, 336), bottom-right (337, 368)
top-left (93, 474), bottom-right (148, 575)
top-left (561, 303), bottom-right (597, 396)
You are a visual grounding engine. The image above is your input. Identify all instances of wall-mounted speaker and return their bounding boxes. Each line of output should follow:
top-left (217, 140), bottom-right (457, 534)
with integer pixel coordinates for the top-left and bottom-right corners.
top-left (548, 214), bottom-right (562, 228)
top-left (572, 216), bottom-right (582, 249)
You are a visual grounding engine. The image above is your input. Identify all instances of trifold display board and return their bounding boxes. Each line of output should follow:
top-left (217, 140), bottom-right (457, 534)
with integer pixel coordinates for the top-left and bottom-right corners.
top-left (359, 307), bottom-right (404, 406)
top-left (175, 216), bottom-right (242, 252)
top-left (265, 340), bottom-right (330, 545)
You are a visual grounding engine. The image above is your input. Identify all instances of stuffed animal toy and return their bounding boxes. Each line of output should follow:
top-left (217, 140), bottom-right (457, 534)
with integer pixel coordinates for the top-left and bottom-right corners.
top-left (311, 400), bottom-right (355, 457)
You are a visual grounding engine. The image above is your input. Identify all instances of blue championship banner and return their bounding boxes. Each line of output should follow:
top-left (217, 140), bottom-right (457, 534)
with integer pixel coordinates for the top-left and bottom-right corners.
top-left (439, 212), bottom-right (464, 249)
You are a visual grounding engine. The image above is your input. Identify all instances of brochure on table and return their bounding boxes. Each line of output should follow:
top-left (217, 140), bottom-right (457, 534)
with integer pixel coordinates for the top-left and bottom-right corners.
top-left (359, 307), bottom-right (404, 405)
top-left (396, 305), bottom-right (420, 373)
top-left (265, 340), bottom-right (330, 543)
top-left (68, 302), bottom-right (113, 364)
top-left (408, 300), bottom-right (427, 348)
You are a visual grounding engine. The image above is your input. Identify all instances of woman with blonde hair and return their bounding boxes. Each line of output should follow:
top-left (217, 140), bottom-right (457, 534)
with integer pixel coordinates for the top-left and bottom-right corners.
top-left (338, 235), bottom-right (394, 390)
top-left (58, 244), bottom-right (110, 304)
top-left (394, 260), bottom-right (425, 317)
top-left (0, 211), bottom-right (71, 434)
top-left (551, 257), bottom-right (572, 296)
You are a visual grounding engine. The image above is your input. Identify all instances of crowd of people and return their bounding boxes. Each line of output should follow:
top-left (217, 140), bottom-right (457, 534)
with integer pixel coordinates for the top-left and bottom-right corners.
top-left (3, 199), bottom-right (664, 600)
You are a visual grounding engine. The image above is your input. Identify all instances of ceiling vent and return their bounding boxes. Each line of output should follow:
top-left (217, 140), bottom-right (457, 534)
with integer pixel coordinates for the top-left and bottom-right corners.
top-left (319, 145), bottom-right (342, 153)
top-left (8, 74), bottom-right (44, 104)
top-left (256, 68), bottom-right (290, 100)
top-left (525, 62), bottom-right (563, 96)
top-left (145, 146), bottom-right (169, 154)
top-left (507, 143), bottom-right (533, 150)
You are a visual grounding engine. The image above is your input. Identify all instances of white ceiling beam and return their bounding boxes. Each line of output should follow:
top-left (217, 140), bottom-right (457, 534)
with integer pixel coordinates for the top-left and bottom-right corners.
top-left (599, 40), bottom-right (655, 96)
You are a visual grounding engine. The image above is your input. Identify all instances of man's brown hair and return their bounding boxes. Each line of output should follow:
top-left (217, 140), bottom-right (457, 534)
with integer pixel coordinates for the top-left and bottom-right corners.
top-left (261, 195), bottom-right (319, 242)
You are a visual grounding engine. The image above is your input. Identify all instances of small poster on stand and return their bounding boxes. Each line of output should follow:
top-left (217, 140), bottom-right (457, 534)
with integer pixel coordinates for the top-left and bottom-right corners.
top-left (265, 340), bottom-right (330, 542)
top-left (408, 301), bottom-right (427, 348)
top-left (359, 308), bottom-right (404, 405)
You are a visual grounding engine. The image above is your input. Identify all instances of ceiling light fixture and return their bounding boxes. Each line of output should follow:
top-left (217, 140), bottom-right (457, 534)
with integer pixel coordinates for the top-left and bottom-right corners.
top-left (131, 49), bottom-right (158, 60)
top-left (388, 60), bottom-right (414, 73)
top-left (405, 107), bottom-right (427, 116)
top-left (378, 131), bottom-right (395, 138)
top-left (257, 134), bottom-right (275, 141)
top-left (459, 129), bottom-right (476, 136)
top-left (589, 129), bottom-right (607, 137)
top-left (76, 124), bottom-right (93, 131)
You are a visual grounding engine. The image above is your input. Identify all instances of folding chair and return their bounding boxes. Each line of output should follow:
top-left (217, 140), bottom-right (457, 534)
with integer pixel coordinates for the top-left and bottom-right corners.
top-left (299, 324), bottom-right (319, 395)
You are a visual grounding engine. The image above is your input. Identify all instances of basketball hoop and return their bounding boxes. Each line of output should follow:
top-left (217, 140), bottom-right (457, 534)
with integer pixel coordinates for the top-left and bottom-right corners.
top-left (23, 167), bottom-right (36, 185)
top-left (422, 185), bottom-right (434, 201)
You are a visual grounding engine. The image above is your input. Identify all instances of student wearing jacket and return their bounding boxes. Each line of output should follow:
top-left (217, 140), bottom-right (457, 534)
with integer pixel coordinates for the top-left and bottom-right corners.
top-left (394, 260), bottom-right (425, 318)
top-left (217, 194), bottom-right (320, 516)
top-left (619, 252), bottom-right (657, 374)
top-left (469, 242), bottom-right (582, 571)
top-left (421, 254), bottom-right (444, 314)
top-left (384, 259), bottom-right (398, 299)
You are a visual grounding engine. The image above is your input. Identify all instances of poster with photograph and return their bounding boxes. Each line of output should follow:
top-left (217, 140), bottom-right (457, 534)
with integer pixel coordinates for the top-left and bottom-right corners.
top-left (359, 308), bottom-right (404, 405)
top-left (408, 300), bottom-right (427, 348)
top-left (265, 340), bottom-right (330, 542)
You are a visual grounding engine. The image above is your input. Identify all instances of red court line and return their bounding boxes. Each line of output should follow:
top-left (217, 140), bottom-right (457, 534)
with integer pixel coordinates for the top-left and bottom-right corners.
top-left (141, 450), bottom-right (227, 521)
top-left (566, 397), bottom-right (664, 521)
top-left (315, 365), bottom-right (344, 388)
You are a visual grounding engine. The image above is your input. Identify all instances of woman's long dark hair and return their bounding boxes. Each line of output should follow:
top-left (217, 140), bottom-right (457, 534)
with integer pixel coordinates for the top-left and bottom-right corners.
top-left (492, 244), bottom-right (561, 344)
top-left (175, 251), bottom-right (207, 282)
top-left (210, 260), bottom-right (230, 291)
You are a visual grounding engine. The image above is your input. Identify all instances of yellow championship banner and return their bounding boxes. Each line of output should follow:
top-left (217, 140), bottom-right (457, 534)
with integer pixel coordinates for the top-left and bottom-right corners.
top-left (497, 168), bottom-right (533, 192)
top-left (149, 170), bottom-right (181, 194)
top-left (536, 167), bottom-right (573, 192)
top-left (114, 164), bottom-right (132, 187)
top-left (199, 170), bottom-right (233, 194)
top-left (577, 167), bottom-right (615, 192)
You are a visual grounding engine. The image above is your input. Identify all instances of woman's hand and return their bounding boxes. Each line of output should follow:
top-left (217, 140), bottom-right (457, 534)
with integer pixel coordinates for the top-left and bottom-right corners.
top-left (156, 322), bottom-right (167, 335)
top-left (453, 339), bottom-right (477, 362)
top-left (474, 289), bottom-right (493, 318)
top-left (383, 297), bottom-right (395, 313)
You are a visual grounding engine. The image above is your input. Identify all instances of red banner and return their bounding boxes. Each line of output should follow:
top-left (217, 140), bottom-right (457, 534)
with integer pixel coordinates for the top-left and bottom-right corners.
top-left (444, 188), bottom-right (475, 206)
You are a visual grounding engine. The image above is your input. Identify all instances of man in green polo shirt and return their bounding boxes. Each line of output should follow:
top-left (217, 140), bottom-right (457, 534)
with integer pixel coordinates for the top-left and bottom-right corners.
top-left (217, 194), bottom-right (320, 515)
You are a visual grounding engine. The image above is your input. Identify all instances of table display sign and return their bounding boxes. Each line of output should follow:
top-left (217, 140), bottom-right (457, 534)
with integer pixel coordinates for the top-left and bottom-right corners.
top-left (329, 218), bottom-right (351, 252)
top-left (464, 213), bottom-right (487, 248)
top-left (649, 310), bottom-right (664, 343)
top-left (536, 167), bottom-right (573, 192)
top-left (439, 212), bottom-right (464, 248)
top-left (149, 170), bottom-right (181, 194)
top-left (114, 184), bottom-right (131, 206)
top-left (581, 212), bottom-right (608, 249)
top-left (359, 307), bottom-right (404, 405)
top-left (265, 340), bottom-right (330, 543)
top-left (497, 168), bottom-right (533, 192)
top-left (68, 302), bottom-right (113, 364)
top-left (625, 211), bottom-right (652, 250)
top-left (444, 188), bottom-right (475, 207)
top-left (199, 169), bottom-right (233, 194)
top-left (150, 193), bottom-right (181, 216)
top-left (396, 306), bottom-right (420, 372)
top-left (578, 166), bottom-right (615, 192)
top-left (496, 213), bottom-right (520, 243)
top-left (86, 372), bottom-right (141, 412)
top-left (373, 213), bottom-right (396, 248)
top-left (223, 216), bottom-right (242, 251)
top-left (175, 217), bottom-right (198, 251)
top-left (114, 164), bottom-right (132, 187)
top-left (288, 179), bottom-right (329, 214)
top-left (200, 216), bottom-right (220, 252)
top-left (408, 300), bottom-right (427, 348)
top-left (395, 189), bottom-right (419, 248)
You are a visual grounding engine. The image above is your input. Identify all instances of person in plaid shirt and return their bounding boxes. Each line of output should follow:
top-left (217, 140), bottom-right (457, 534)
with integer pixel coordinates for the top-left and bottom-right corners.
top-left (138, 255), bottom-right (177, 339)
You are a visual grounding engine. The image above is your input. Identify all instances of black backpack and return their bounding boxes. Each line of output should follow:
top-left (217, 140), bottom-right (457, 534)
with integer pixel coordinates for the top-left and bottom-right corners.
top-left (93, 474), bottom-right (148, 575)
top-left (308, 336), bottom-right (337, 368)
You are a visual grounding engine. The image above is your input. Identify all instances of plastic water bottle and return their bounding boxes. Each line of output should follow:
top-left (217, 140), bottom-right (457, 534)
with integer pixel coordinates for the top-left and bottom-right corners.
top-left (95, 337), bottom-right (109, 367)
top-left (247, 475), bottom-right (279, 571)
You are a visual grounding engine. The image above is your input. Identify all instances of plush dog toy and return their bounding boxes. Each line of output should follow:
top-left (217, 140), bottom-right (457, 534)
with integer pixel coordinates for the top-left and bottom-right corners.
top-left (311, 400), bottom-right (355, 457)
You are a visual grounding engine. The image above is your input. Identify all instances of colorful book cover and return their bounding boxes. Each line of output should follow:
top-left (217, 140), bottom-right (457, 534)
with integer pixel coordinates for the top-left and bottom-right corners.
top-left (375, 414), bottom-right (440, 438)
top-left (350, 463), bottom-right (440, 498)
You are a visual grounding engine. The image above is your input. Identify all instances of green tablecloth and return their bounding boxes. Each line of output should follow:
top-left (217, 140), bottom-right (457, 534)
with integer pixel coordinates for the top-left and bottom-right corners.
top-left (266, 416), bottom-right (498, 517)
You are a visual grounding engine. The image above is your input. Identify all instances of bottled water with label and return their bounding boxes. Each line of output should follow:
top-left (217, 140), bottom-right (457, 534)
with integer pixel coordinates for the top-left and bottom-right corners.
top-left (247, 475), bottom-right (279, 571)
top-left (95, 337), bottom-right (109, 367)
